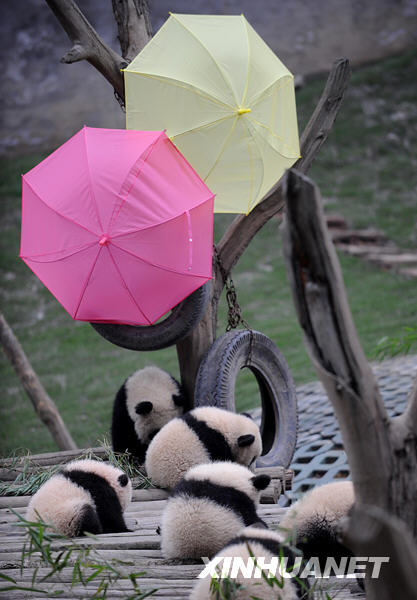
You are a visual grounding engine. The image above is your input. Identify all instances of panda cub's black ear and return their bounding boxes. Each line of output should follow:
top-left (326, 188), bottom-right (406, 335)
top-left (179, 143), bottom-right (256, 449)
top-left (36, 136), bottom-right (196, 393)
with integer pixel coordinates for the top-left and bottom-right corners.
top-left (251, 474), bottom-right (271, 491)
top-left (170, 375), bottom-right (189, 409)
top-left (237, 434), bottom-right (255, 448)
top-left (240, 412), bottom-right (253, 419)
top-left (135, 401), bottom-right (153, 415)
top-left (172, 394), bottom-right (185, 407)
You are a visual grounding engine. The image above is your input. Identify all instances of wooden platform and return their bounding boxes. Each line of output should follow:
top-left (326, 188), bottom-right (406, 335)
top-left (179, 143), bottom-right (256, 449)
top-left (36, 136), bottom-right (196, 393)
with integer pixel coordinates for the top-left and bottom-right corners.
top-left (0, 449), bottom-right (366, 599)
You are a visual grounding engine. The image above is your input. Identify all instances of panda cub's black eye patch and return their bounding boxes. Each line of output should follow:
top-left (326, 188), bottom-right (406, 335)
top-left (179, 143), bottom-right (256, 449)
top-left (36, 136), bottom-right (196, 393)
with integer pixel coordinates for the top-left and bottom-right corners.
top-left (135, 401), bottom-right (153, 415)
top-left (118, 474), bottom-right (129, 487)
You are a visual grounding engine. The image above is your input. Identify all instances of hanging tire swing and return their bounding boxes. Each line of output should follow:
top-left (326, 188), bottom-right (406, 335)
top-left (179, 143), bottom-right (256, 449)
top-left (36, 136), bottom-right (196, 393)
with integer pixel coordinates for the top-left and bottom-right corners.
top-left (90, 282), bottom-right (210, 351)
top-left (194, 330), bottom-right (298, 468)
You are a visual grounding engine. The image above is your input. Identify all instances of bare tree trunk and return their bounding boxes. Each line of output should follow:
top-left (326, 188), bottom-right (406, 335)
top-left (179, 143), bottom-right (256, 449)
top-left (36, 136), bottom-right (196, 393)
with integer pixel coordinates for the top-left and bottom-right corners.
top-left (177, 59), bottom-right (351, 399)
top-left (45, 0), bottom-right (153, 101)
top-left (281, 168), bottom-right (417, 599)
top-left (0, 312), bottom-right (77, 451)
top-left (46, 0), bottom-right (125, 97)
top-left (112, 0), bottom-right (152, 62)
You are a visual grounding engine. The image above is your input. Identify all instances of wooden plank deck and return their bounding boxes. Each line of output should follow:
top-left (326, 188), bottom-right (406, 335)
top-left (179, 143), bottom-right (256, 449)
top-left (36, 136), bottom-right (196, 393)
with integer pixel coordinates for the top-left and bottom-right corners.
top-left (0, 450), bottom-right (366, 599)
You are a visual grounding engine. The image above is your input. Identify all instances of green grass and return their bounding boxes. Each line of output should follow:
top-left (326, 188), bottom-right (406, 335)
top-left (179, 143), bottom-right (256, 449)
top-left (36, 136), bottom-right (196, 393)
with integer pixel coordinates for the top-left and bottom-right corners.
top-left (1, 50), bottom-right (416, 454)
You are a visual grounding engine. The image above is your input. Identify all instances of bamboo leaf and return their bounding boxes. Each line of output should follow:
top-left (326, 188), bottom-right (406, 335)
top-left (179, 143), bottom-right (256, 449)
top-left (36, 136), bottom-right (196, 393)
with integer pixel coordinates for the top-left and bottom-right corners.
top-left (0, 573), bottom-right (17, 583)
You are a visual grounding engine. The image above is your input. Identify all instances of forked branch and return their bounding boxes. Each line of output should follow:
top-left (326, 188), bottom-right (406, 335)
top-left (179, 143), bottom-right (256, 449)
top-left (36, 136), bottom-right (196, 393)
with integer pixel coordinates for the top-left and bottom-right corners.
top-left (177, 60), bottom-right (351, 398)
top-left (215, 58), bottom-right (351, 296)
top-left (46, 0), bottom-right (151, 100)
top-left (281, 169), bottom-right (392, 506)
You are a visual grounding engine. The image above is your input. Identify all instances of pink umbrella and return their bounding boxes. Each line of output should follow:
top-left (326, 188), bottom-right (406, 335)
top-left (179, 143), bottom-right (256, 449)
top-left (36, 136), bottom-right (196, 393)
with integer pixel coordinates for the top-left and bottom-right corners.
top-left (20, 127), bottom-right (214, 325)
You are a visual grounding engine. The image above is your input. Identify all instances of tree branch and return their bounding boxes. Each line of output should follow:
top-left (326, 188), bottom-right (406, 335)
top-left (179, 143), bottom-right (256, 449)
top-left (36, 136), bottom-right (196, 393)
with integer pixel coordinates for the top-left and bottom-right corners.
top-left (112, 0), bottom-right (152, 62)
top-left (0, 312), bottom-right (77, 451)
top-left (400, 373), bottom-right (417, 431)
top-left (46, 0), bottom-right (127, 99)
top-left (215, 58), bottom-right (351, 295)
top-left (392, 372), bottom-right (417, 444)
top-left (281, 169), bottom-right (392, 506)
top-left (177, 59), bottom-right (351, 400)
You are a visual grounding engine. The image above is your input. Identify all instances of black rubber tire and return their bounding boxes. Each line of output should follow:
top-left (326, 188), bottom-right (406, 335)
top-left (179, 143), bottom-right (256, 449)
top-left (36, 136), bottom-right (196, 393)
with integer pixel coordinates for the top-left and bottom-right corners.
top-left (90, 282), bottom-right (210, 351)
top-left (194, 330), bottom-right (298, 468)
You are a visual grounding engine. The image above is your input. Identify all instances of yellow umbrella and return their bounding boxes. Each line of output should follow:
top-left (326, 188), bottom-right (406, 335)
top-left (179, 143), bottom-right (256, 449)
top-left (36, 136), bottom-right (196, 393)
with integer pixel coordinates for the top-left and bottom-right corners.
top-left (124, 14), bottom-right (300, 214)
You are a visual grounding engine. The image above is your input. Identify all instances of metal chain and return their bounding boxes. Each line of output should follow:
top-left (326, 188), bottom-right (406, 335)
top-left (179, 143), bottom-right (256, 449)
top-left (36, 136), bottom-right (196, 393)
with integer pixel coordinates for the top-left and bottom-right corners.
top-left (214, 247), bottom-right (254, 365)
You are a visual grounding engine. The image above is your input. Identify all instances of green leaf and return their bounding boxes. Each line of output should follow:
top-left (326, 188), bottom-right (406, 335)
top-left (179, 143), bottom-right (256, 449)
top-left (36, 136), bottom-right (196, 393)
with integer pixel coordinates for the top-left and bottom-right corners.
top-left (0, 584), bottom-right (49, 593)
top-left (86, 566), bottom-right (105, 583)
top-left (0, 573), bottom-right (17, 583)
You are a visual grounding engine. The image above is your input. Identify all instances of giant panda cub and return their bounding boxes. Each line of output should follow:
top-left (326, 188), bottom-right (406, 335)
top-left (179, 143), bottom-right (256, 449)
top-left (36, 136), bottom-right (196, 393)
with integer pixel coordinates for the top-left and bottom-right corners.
top-left (280, 480), bottom-right (354, 568)
top-left (26, 459), bottom-right (132, 537)
top-left (111, 365), bottom-right (187, 463)
top-left (160, 462), bottom-right (270, 559)
top-left (145, 406), bottom-right (262, 489)
top-left (191, 526), bottom-right (310, 599)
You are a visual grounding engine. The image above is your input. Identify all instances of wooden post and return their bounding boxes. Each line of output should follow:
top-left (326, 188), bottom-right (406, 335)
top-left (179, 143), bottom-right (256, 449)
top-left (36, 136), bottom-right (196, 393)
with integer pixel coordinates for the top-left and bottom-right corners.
top-left (281, 169), bottom-right (417, 599)
top-left (0, 312), bottom-right (77, 451)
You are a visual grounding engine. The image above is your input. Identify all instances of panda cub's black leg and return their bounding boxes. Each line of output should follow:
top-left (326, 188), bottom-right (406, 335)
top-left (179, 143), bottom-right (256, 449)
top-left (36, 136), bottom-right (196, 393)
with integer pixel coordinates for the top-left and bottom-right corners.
top-left (63, 470), bottom-right (131, 534)
top-left (76, 504), bottom-right (103, 536)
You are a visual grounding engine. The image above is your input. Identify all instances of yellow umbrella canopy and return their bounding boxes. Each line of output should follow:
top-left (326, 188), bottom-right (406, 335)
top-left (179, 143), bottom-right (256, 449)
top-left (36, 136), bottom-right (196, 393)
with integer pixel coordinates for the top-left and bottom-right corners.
top-left (124, 14), bottom-right (300, 214)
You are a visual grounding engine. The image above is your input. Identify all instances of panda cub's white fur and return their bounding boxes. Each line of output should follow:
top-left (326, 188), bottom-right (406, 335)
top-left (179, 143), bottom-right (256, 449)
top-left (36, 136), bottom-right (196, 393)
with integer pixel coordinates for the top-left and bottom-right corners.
top-left (111, 366), bottom-right (187, 463)
top-left (280, 480), bottom-right (354, 565)
top-left (191, 526), bottom-right (308, 600)
top-left (145, 406), bottom-right (262, 488)
top-left (160, 462), bottom-right (270, 559)
top-left (26, 459), bottom-right (132, 537)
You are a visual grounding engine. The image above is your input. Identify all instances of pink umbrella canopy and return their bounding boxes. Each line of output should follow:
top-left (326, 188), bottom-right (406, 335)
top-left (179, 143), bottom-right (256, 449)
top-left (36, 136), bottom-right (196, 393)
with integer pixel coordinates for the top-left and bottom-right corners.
top-left (20, 127), bottom-right (214, 325)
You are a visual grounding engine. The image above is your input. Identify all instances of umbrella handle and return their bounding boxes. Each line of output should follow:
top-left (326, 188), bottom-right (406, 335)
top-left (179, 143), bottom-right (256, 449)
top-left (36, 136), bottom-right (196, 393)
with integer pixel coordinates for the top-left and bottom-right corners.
top-left (194, 330), bottom-right (298, 469)
top-left (90, 283), bottom-right (210, 351)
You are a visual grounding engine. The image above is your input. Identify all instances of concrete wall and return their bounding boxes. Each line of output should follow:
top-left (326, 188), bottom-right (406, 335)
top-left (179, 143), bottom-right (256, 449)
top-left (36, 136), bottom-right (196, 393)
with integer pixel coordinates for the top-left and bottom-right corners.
top-left (1, 0), bottom-right (416, 157)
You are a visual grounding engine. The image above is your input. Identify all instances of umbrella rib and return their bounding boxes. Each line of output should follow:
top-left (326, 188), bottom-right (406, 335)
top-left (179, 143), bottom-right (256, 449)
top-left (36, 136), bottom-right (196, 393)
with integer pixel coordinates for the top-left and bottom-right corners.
top-left (107, 132), bottom-right (164, 237)
top-left (249, 75), bottom-right (293, 109)
top-left (73, 246), bottom-right (102, 319)
top-left (20, 241), bottom-right (98, 263)
top-left (23, 178), bottom-right (100, 237)
top-left (203, 115), bottom-right (239, 184)
top-left (126, 71), bottom-right (235, 111)
top-left (109, 194), bottom-right (215, 241)
top-left (247, 116), bottom-right (300, 158)
top-left (82, 127), bottom-right (104, 232)
top-left (107, 246), bottom-right (153, 325)
top-left (110, 240), bottom-right (209, 279)
top-left (239, 16), bottom-right (251, 108)
top-left (241, 118), bottom-right (265, 214)
top-left (170, 114), bottom-right (235, 142)
top-left (170, 13), bottom-right (240, 106)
